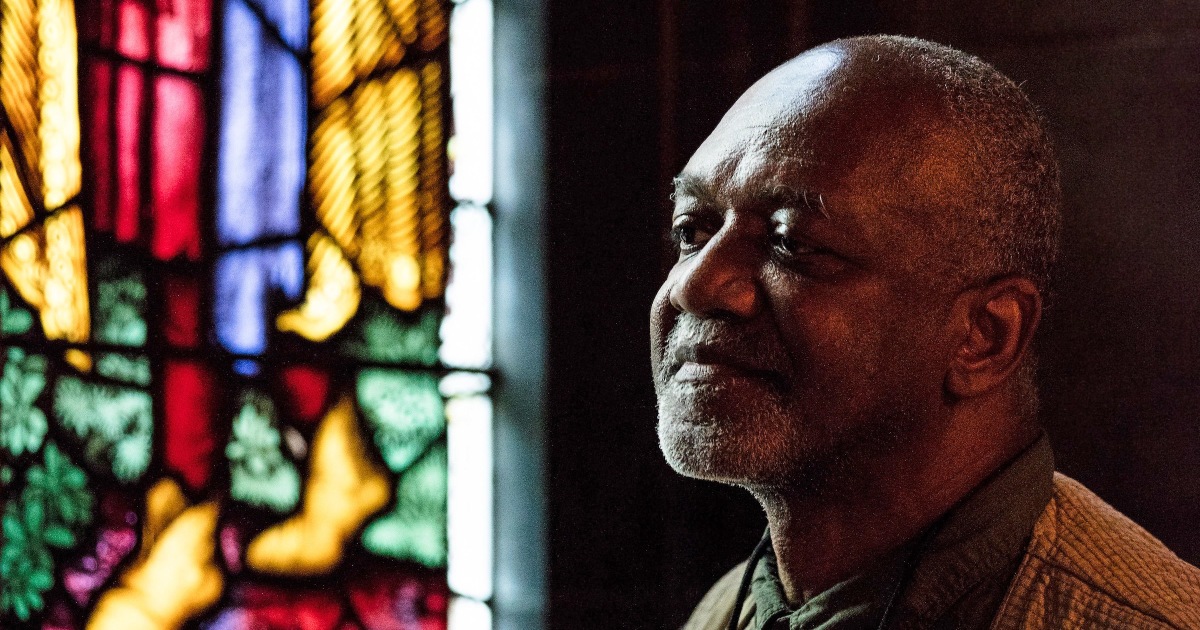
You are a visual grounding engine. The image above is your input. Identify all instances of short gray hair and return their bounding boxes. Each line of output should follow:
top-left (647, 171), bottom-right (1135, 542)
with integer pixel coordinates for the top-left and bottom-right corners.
top-left (836, 35), bottom-right (1063, 296)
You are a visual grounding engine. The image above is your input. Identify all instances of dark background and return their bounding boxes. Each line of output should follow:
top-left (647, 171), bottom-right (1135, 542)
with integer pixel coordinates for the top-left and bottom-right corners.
top-left (537, 1), bottom-right (1200, 628)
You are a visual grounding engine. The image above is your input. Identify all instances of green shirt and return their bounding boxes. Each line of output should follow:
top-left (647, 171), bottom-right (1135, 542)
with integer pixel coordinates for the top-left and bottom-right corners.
top-left (748, 434), bottom-right (1055, 630)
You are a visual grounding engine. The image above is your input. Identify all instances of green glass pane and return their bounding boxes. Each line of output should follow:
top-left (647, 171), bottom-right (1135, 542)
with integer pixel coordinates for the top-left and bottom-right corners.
top-left (95, 353), bottom-right (152, 386)
top-left (1, 346), bottom-right (48, 458)
top-left (91, 252), bottom-right (147, 347)
top-left (53, 376), bottom-right (152, 483)
top-left (226, 390), bottom-right (300, 512)
top-left (0, 285), bottom-right (33, 336)
top-left (0, 497), bottom-right (54, 620)
top-left (361, 443), bottom-right (447, 567)
top-left (340, 298), bottom-right (441, 366)
top-left (357, 369), bottom-right (444, 473)
top-left (23, 441), bottom-right (93, 549)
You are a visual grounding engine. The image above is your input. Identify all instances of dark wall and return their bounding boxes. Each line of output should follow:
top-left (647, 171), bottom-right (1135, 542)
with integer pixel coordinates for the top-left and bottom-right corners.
top-left (541, 2), bottom-right (1200, 628)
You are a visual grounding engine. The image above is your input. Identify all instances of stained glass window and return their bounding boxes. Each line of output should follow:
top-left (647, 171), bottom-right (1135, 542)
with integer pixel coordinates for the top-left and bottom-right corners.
top-left (0, 0), bottom-right (495, 626)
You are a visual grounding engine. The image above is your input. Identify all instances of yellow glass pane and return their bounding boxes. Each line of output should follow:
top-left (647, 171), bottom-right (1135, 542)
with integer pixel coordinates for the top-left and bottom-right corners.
top-left (417, 61), bottom-right (448, 299)
top-left (275, 232), bottom-right (361, 342)
top-left (417, 0), bottom-right (447, 51)
top-left (245, 395), bottom-right (390, 575)
top-left (88, 481), bottom-right (222, 630)
top-left (309, 0), bottom-right (355, 108)
top-left (0, 207), bottom-right (89, 343)
top-left (36, 0), bottom-right (82, 208)
top-left (0, 0), bottom-right (81, 211)
top-left (0, 0), bottom-right (41, 198)
top-left (0, 130), bottom-right (35, 237)
top-left (385, 0), bottom-right (419, 46)
top-left (300, 0), bottom-right (452, 336)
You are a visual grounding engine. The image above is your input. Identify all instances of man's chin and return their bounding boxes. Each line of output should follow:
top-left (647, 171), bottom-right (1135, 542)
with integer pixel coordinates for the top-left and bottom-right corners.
top-left (656, 414), bottom-right (783, 485)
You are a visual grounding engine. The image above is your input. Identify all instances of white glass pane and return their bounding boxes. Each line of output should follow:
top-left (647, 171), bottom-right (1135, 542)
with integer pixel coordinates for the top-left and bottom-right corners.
top-left (448, 596), bottom-right (493, 630)
top-left (447, 395), bottom-right (494, 600)
top-left (440, 371), bottom-right (492, 397)
top-left (440, 204), bottom-right (493, 368)
top-left (449, 0), bottom-right (494, 204)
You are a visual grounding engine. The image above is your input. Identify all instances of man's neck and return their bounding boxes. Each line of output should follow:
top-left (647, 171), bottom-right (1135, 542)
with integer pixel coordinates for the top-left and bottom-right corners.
top-left (751, 421), bottom-right (1040, 604)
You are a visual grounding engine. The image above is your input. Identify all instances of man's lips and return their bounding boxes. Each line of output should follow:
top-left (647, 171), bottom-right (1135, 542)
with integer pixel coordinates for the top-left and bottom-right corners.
top-left (672, 355), bottom-right (782, 386)
top-left (669, 343), bottom-right (782, 381)
top-left (673, 361), bottom-right (776, 383)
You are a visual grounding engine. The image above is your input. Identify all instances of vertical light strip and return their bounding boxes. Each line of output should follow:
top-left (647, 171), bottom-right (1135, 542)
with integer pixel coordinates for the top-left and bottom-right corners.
top-left (448, 0), bottom-right (493, 205)
top-left (446, 393), bottom-right (494, 601)
top-left (439, 203), bottom-right (492, 368)
top-left (447, 0), bottom-right (495, 627)
top-left (449, 595), bottom-right (494, 630)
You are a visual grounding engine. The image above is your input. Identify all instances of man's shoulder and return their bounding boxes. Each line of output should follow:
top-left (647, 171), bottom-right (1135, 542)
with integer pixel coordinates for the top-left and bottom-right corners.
top-left (994, 472), bottom-right (1200, 629)
top-left (681, 562), bottom-right (752, 630)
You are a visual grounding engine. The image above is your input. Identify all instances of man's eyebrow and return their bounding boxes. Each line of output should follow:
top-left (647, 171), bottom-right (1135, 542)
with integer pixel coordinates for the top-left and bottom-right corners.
top-left (759, 183), bottom-right (829, 218)
top-left (671, 174), bottom-right (828, 217)
top-left (670, 174), bottom-right (720, 207)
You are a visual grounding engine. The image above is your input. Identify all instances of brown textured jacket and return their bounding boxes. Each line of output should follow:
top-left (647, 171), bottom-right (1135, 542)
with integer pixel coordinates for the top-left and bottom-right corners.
top-left (684, 473), bottom-right (1200, 629)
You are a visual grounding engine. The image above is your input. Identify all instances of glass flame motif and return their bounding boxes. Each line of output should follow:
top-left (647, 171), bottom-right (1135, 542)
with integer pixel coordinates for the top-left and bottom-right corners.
top-left (0, 0), bottom-right (495, 627)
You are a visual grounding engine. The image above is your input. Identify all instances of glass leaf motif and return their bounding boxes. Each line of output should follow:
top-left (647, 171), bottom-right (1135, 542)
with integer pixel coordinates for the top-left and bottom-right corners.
top-left (356, 368), bottom-right (443, 472)
top-left (1, 346), bottom-right (49, 457)
top-left (1, 497), bottom-right (55, 621)
top-left (340, 298), bottom-right (441, 366)
top-left (226, 390), bottom-right (301, 512)
top-left (23, 442), bottom-right (95, 546)
top-left (53, 376), bottom-right (152, 482)
top-left (1, 442), bottom-right (93, 621)
top-left (0, 285), bottom-right (34, 335)
top-left (94, 352), bottom-right (152, 386)
top-left (91, 253), bottom-right (147, 347)
top-left (362, 443), bottom-right (447, 567)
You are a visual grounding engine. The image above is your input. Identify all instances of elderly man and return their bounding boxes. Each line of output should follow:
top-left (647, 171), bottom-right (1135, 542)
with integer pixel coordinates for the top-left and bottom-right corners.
top-left (651, 35), bottom-right (1200, 630)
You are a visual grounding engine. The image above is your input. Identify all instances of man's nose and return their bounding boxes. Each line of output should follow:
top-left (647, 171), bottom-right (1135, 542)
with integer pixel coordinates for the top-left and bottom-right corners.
top-left (668, 230), bottom-right (761, 320)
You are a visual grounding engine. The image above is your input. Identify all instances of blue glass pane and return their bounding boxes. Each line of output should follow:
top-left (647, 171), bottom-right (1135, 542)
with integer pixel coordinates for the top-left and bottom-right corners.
top-left (244, 0), bottom-right (309, 50)
top-left (214, 243), bottom-right (304, 356)
top-left (216, 0), bottom-right (306, 246)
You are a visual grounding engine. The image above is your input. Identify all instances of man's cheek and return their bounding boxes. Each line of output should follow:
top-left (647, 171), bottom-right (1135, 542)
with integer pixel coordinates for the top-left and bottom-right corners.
top-left (649, 287), bottom-right (676, 364)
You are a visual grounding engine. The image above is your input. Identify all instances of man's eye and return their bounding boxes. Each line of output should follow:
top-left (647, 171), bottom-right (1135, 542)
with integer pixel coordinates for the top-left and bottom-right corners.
top-left (671, 221), bottom-right (713, 252)
top-left (770, 229), bottom-right (814, 258)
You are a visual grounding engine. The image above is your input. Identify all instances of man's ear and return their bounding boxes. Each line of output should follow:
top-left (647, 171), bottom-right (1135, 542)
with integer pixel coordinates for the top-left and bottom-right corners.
top-left (945, 276), bottom-right (1043, 399)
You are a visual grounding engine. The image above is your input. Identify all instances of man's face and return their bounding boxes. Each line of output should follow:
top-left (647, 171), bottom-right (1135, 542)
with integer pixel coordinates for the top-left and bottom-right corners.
top-left (651, 48), bottom-right (967, 489)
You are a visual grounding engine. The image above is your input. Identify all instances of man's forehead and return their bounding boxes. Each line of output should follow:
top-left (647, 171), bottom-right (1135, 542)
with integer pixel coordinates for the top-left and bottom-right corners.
top-left (718, 47), bottom-right (846, 131)
top-left (674, 152), bottom-right (816, 207)
top-left (680, 47), bottom-right (968, 215)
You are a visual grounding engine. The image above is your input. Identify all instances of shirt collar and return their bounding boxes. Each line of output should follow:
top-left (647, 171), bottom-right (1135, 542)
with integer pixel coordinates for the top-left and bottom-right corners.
top-left (895, 432), bottom-right (1054, 623)
top-left (747, 433), bottom-right (1055, 629)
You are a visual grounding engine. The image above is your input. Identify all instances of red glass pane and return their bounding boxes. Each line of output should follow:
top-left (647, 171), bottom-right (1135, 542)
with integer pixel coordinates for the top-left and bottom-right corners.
top-left (163, 361), bottom-right (218, 489)
top-left (117, 0), bottom-right (150, 61)
top-left (163, 273), bottom-right (201, 347)
top-left (218, 585), bottom-right (344, 630)
top-left (86, 60), bottom-right (115, 233)
top-left (151, 76), bottom-right (204, 261)
top-left (348, 572), bottom-right (449, 630)
top-left (156, 0), bottom-right (212, 72)
top-left (279, 365), bottom-right (330, 424)
top-left (115, 63), bottom-right (143, 245)
top-left (80, 0), bottom-right (211, 71)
